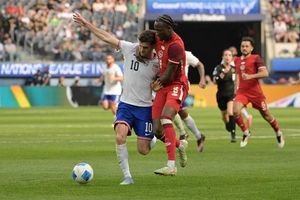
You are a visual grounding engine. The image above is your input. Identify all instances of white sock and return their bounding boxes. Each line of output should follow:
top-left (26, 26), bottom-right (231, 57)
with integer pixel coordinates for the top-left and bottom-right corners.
top-left (173, 114), bottom-right (186, 136)
top-left (241, 108), bottom-right (250, 118)
top-left (150, 136), bottom-right (157, 149)
top-left (167, 160), bottom-right (175, 168)
top-left (183, 115), bottom-right (201, 140)
top-left (116, 144), bottom-right (131, 178)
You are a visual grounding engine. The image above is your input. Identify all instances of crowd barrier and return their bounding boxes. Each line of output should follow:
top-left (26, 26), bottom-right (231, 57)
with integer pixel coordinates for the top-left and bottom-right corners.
top-left (0, 85), bottom-right (299, 108)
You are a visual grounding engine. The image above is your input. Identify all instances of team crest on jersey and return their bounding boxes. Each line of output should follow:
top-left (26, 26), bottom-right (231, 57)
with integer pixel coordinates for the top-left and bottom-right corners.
top-left (158, 50), bottom-right (163, 59)
top-left (161, 46), bottom-right (165, 50)
top-left (240, 65), bottom-right (245, 71)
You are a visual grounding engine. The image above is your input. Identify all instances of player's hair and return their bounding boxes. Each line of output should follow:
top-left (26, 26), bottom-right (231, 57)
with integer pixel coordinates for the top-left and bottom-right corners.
top-left (223, 49), bottom-right (233, 56)
top-left (138, 30), bottom-right (156, 45)
top-left (155, 14), bottom-right (177, 29)
top-left (241, 36), bottom-right (255, 47)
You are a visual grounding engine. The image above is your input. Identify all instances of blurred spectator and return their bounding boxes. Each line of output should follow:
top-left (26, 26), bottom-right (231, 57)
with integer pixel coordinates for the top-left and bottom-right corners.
top-left (294, 41), bottom-right (300, 57)
top-left (4, 38), bottom-right (18, 61)
top-left (92, 0), bottom-right (105, 12)
top-left (115, 0), bottom-right (127, 13)
top-left (41, 66), bottom-right (51, 86)
top-left (58, 76), bottom-right (65, 86)
top-left (72, 76), bottom-right (81, 86)
top-left (0, 41), bottom-right (4, 61)
top-left (33, 69), bottom-right (43, 86)
top-left (274, 15), bottom-right (288, 42)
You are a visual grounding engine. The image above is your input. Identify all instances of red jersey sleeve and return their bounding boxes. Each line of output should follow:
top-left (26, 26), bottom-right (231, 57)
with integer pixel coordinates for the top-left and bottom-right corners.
top-left (255, 55), bottom-right (266, 70)
top-left (168, 43), bottom-right (184, 64)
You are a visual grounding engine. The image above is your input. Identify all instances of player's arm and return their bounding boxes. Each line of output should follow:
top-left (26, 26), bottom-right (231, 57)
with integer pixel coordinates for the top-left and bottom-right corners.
top-left (73, 12), bottom-right (119, 49)
top-left (242, 56), bottom-right (269, 80)
top-left (235, 70), bottom-right (239, 94)
top-left (195, 61), bottom-right (206, 89)
top-left (159, 43), bottom-right (183, 85)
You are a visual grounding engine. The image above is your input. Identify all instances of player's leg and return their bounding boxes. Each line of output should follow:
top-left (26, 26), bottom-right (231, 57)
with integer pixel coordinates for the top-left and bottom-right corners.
top-left (134, 109), bottom-right (157, 155)
top-left (226, 100), bottom-right (236, 143)
top-left (254, 100), bottom-right (285, 148)
top-left (179, 109), bottom-right (205, 152)
top-left (173, 113), bottom-right (188, 140)
top-left (241, 107), bottom-right (252, 129)
top-left (114, 103), bottom-right (134, 185)
top-left (233, 96), bottom-right (250, 147)
top-left (101, 97), bottom-right (110, 110)
top-left (115, 123), bottom-right (134, 185)
top-left (153, 85), bottom-right (188, 175)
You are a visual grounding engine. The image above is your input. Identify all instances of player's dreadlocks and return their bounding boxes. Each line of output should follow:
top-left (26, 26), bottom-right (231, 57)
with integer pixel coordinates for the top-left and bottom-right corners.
top-left (155, 14), bottom-right (177, 29)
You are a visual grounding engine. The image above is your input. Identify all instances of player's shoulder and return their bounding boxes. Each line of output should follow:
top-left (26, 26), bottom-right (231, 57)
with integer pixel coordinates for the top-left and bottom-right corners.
top-left (119, 40), bottom-right (138, 51)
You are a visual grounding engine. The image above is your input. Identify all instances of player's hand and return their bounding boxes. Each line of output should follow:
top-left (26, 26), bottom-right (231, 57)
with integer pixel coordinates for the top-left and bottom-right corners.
top-left (151, 79), bottom-right (162, 92)
top-left (242, 73), bottom-right (252, 80)
top-left (219, 72), bottom-right (225, 79)
top-left (73, 12), bottom-right (87, 27)
top-left (199, 79), bottom-right (206, 89)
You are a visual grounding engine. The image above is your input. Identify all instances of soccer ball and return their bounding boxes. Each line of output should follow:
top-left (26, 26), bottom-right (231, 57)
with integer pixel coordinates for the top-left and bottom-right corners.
top-left (72, 162), bottom-right (94, 184)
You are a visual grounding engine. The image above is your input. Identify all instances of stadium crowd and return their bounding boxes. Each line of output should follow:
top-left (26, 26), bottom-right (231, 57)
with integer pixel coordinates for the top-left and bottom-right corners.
top-left (0, 0), bottom-right (140, 62)
top-left (270, 0), bottom-right (300, 44)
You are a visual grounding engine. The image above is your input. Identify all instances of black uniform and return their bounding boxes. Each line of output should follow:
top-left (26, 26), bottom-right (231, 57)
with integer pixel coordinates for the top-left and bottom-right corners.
top-left (213, 64), bottom-right (235, 111)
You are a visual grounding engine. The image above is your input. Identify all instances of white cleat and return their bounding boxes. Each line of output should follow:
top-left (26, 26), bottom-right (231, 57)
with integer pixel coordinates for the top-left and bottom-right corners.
top-left (120, 176), bottom-right (134, 185)
top-left (154, 166), bottom-right (177, 176)
top-left (277, 133), bottom-right (285, 148)
top-left (240, 133), bottom-right (250, 148)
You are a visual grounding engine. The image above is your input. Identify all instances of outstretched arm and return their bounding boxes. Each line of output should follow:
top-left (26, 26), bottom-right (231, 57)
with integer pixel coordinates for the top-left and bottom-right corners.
top-left (73, 12), bottom-right (119, 49)
top-left (195, 61), bottom-right (206, 89)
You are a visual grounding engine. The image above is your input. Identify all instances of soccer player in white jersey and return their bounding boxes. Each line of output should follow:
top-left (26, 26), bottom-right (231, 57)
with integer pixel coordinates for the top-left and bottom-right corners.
top-left (173, 51), bottom-right (206, 152)
top-left (97, 54), bottom-right (123, 116)
top-left (73, 12), bottom-right (159, 185)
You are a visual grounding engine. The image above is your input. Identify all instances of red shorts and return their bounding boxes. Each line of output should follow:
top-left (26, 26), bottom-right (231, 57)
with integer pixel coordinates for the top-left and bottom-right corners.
top-left (152, 83), bottom-right (188, 119)
top-left (235, 92), bottom-right (268, 112)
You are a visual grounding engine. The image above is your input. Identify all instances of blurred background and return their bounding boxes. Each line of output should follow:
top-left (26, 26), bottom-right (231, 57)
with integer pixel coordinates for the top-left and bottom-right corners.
top-left (0, 0), bottom-right (299, 108)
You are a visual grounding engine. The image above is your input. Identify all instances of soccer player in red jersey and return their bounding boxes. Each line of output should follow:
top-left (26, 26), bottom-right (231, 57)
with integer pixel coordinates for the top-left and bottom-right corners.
top-left (233, 37), bottom-right (285, 148)
top-left (152, 15), bottom-right (189, 176)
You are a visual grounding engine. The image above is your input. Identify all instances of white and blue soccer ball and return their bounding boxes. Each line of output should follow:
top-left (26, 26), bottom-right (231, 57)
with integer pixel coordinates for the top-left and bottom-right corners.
top-left (72, 162), bottom-right (94, 184)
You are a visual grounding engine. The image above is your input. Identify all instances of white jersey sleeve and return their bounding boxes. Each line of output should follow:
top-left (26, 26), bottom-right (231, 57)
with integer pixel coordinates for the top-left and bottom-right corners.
top-left (185, 51), bottom-right (200, 76)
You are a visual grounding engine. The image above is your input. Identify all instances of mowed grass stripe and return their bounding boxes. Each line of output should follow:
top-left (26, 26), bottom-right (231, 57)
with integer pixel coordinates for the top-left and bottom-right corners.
top-left (0, 107), bottom-right (299, 200)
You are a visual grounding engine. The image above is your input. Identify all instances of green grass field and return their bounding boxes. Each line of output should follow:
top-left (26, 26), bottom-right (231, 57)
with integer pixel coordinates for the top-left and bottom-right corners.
top-left (0, 107), bottom-right (299, 200)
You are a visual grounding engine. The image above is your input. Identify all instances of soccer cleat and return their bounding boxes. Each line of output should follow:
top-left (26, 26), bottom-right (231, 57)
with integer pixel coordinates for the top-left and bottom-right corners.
top-left (246, 115), bottom-right (253, 129)
top-left (179, 133), bottom-right (189, 141)
top-left (154, 166), bottom-right (177, 176)
top-left (197, 134), bottom-right (205, 152)
top-left (276, 132), bottom-right (285, 148)
top-left (230, 132), bottom-right (237, 143)
top-left (240, 133), bottom-right (250, 148)
top-left (178, 140), bottom-right (188, 167)
top-left (120, 176), bottom-right (134, 185)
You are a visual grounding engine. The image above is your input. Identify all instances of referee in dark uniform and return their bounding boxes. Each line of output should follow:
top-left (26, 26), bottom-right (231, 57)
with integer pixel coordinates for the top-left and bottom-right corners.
top-left (213, 49), bottom-right (236, 142)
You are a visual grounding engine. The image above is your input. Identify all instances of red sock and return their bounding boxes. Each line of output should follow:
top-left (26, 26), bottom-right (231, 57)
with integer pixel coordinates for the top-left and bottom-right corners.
top-left (235, 115), bottom-right (247, 132)
top-left (175, 139), bottom-right (180, 148)
top-left (163, 124), bottom-right (176, 161)
top-left (270, 118), bottom-right (279, 132)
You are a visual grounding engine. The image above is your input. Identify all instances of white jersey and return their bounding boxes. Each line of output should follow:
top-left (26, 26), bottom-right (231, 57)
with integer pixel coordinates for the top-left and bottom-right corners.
top-left (119, 40), bottom-right (159, 107)
top-left (185, 51), bottom-right (200, 76)
top-left (103, 63), bottom-right (123, 95)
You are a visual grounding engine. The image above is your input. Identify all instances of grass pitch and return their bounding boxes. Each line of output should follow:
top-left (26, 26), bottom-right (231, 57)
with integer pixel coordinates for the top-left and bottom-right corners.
top-left (0, 107), bottom-right (299, 200)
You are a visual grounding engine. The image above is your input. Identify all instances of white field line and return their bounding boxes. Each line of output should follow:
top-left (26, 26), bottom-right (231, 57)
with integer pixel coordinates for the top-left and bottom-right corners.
top-left (0, 133), bottom-right (299, 144)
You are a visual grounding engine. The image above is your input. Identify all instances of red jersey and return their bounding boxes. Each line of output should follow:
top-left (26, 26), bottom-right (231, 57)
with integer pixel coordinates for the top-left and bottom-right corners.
top-left (155, 33), bottom-right (188, 87)
top-left (234, 54), bottom-right (266, 96)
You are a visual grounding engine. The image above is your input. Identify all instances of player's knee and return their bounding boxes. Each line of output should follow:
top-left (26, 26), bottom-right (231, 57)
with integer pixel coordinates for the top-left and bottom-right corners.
top-left (115, 124), bottom-right (128, 144)
top-left (138, 147), bottom-right (150, 155)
